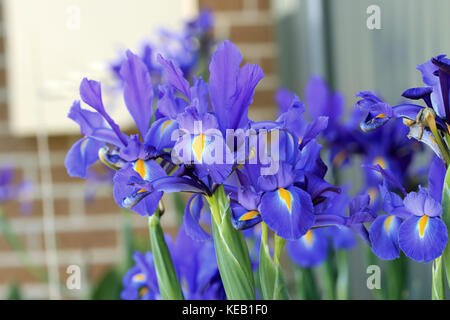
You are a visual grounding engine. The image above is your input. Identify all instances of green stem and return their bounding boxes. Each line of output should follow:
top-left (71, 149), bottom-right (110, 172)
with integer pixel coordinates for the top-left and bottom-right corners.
top-left (426, 114), bottom-right (450, 166)
top-left (317, 249), bottom-right (336, 300)
top-left (335, 250), bottom-right (349, 300)
top-left (207, 185), bottom-right (256, 300)
top-left (148, 209), bottom-right (184, 300)
top-left (294, 267), bottom-right (319, 300)
top-left (432, 256), bottom-right (445, 300)
top-left (258, 223), bottom-right (290, 300)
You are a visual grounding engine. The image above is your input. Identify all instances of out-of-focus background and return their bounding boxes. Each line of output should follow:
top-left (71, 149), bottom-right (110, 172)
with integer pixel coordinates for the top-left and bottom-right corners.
top-left (0, 0), bottom-right (278, 299)
top-left (0, 0), bottom-right (449, 299)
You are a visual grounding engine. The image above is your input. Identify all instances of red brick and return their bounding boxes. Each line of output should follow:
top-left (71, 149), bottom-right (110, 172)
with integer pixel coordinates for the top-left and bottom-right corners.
top-left (0, 136), bottom-right (37, 153)
top-left (56, 230), bottom-right (118, 249)
top-left (199, 0), bottom-right (244, 11)
top-left (0, 266), bottom-right (43, 284)
top-left (229, 24), bottom-right (273, 44)
top-left (252, 89), bottom-right (275, 107)
top-left (259, 57), bottom-right (277, 74)
top-left (85, 197), bottom-right (120, 215)
top-left (2, 198), bottom-right (69, 219)
top-left (48, 135), bottom-right (72, 152)
top-left (257, 0), bottom-right (271, 10)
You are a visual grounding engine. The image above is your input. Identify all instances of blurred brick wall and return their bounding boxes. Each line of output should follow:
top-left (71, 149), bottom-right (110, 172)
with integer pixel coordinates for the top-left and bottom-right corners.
top-left (0, 0), bottom-right (278, 299)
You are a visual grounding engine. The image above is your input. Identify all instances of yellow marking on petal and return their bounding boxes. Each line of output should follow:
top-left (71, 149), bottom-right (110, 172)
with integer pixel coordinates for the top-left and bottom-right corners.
top-left (384, 215), bottom-right (394, 234)
top-left (447, 123), bottom-right (450, 135)
top-left (370, 114), bottom-right (386, 124)
top-left (139, 287), bottom-right (149, 297)
top-left (278, 188), bottom-right (292, 212)
top-left (332, 151), bottom-right (347, 167)
top-left (192, 134), bottom-right (205, 162)
top-left (134, 159), bottom-right (147, 193)
top-left (298, 137), bottom-right (303, 145)
top-left (368, 187), bottom-right (377, 205)
top-left (418, 215), bottom-right (429, 237)
top-left (240, 210), bottom-right (259, 221)
top-left (304, 230), bottom-right (314, 245)
top-left (374, 156), bottom-right (387, 170)
top-left (80, 138), bottom-right (88, 153)
top-left (133, 273), bottom-right (146, 282)
top-left (160, 119), bottom-right (173, 134)
top-left (134, 159), bottom-right (146, 178)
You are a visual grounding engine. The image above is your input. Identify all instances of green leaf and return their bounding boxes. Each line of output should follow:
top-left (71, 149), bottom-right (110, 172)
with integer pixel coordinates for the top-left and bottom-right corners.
top-left (294, 267), bottom-right (319, 300)
top-left (148, 213), bottom-right (184, 300)
top-left (335, 250), bottom-right (349, 300)
top-left (258, 225), bottom-right (290, 300)
top-left (207, 185), bottom-right (256, 300)
top-left (6, 282), bottom-right (22, 300)
top-left (432, 256), bottom-right (445, 300)
top-left (442, 165), bottom-right (450, 289)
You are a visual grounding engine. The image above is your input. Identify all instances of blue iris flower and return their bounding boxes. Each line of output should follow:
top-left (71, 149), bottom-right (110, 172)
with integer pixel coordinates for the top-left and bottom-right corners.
top-left (357, 55), bottom-right (450, 160)
top-left (121, 225), bottom-right (225, 300)
top-left (368, 165), bottom-right (448, 263)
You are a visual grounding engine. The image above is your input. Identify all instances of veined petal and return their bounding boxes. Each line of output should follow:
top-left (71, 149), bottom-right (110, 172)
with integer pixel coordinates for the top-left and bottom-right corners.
top-left (145, 117), bottom-right (179, 151)
top-left (79, 78), bottom-right (127, 146)
top-left (369, 214), bottom-right (402, 260)
top-left (157, 54), bottom-right (191, 100)
top-left (65, 137), bottom-right (103, 178)
top-left (404, 188), bottom-right (442, 217)
top-left (113, 161), bottom-right (165, 216)
top-left (209, 40), bottom-right (241, 132)
top-left (398, 215), bottom-right (448, 263)
top-left (259, 186), bottom-right (314, 240)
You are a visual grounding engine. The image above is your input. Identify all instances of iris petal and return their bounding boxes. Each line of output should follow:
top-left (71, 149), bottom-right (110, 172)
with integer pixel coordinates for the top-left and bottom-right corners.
top-left (369, 214), bottom-right (402, 260)
top-left (259, 186), bottom-right (314, 240)
top-left (287, 228), bottom-right (328, 267)
top-left (398, 215), bottom-right (448, 263)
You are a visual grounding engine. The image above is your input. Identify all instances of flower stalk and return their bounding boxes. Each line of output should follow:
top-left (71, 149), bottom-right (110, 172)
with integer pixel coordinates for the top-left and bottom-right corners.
top-left (207, 185), bottom-right (256, 300)
top-left (148, 208), bottom-right (184, 300)
top-left (259, 223), bottom-right (290, 300)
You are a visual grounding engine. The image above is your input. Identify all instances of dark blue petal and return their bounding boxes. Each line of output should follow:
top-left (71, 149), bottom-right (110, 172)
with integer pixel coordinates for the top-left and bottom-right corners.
top-left (230, 204), bottom-right (262, 230)
top-left (287, 228), bottom-right (328, 267)
top-left (428, 155), bottom-right (446, 202)
top-left (259, 186), bottom-right (314, 240)
top-left (369, 214), bottom-right (402, 260)
top-left (398, 215), bottom-right (448, 263)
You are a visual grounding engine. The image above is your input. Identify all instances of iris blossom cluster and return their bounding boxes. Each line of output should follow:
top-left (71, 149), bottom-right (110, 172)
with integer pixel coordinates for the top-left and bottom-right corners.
top-left (356, 55), bottom-right (450, 265)
top-left (300, 77), bottom-right (421, 203)
top-left (122, 226), bottom-right (225, 300)
top-left (65, 38), bottom-right (375, 242)
top-left (357, 55), bottom-right (450, 164)
top-left (367, 164), bottom-right (448, 263)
